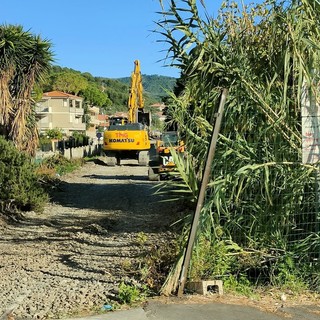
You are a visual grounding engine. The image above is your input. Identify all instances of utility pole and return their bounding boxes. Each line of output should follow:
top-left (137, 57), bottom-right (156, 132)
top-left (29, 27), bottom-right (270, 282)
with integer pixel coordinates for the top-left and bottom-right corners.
top-left (177, 88), bottom-right (228, 297)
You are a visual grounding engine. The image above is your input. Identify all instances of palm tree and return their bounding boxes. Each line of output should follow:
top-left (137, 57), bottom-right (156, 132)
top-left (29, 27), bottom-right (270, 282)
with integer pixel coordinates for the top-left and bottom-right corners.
top-left (0, 24), bottom-right (53, 155)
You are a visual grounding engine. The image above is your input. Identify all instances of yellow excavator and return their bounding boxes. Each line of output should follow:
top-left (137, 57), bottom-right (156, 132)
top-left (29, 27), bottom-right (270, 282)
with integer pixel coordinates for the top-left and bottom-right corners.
top-left (102, 60), bottom-right (151, 166)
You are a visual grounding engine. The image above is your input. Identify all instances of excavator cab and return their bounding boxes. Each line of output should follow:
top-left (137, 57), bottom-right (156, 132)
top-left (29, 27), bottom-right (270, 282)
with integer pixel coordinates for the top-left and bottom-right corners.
top-left (138, 111), bottom-right (151, 128)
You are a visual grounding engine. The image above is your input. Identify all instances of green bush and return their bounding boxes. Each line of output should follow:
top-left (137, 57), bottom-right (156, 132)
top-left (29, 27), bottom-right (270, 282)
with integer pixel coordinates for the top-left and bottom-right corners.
top-left (117, 282), bottom-right (148, 305)
top-left (0, 136), bottom-right (48, 213)
top-left (41, 154), bottom-right (83, 175)
top-left (45, 128), bottom-right (63, 140)
top-left (189, 236), bottom-right (240, 281)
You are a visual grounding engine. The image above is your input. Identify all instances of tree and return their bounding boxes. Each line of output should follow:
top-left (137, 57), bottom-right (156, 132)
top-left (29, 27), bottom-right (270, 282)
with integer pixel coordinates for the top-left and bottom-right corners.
top-left (82, 84), bottom-right (111, 108)
top-left (0, 24), bottom-right (53, 155)
top-left (52, 71), bottom-right (88, 95)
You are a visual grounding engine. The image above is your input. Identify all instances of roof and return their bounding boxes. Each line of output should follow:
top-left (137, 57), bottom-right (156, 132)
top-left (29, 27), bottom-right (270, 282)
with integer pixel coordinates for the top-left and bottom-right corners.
top-left (43, 91), bottom-right (83, 100)
top-left (112, 112), bottom-right (128, 118)
top-left (150, 103), bottom-right (166, 111)
top-left (97, 114), bottom-right (109, 120)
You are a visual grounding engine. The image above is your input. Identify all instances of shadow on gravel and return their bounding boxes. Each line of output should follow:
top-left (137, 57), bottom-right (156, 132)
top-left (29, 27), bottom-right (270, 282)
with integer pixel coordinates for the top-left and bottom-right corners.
top-left (50, 181), bottom-right (164, 210)
top-left (60, 254), bottom-right (107, 275)
top-left (87, 158), bottom-right (108, 166)
top-left (11, 179), bottom-right (183, 234)
top-left (87, 158), bottom-right (146, 168)
top-left (82, 174), bottom-right (148, 181)
top-left (2, 162), bottom-right (185, 235)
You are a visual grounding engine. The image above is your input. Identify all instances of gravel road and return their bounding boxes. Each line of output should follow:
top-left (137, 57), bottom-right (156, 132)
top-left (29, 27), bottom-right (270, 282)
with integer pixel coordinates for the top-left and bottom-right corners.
top-left (0, 159), bottom-right (180, 320)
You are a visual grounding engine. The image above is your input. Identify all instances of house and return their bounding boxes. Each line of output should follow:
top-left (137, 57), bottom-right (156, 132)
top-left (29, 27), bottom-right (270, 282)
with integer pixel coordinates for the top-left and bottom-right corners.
top-left (150, 103), bottom-right (167, 122)
top-left (36, 91), bottom-right (85, 136)
top-left (86, 106), bottom-right (109, 138)
top-left (96, 114), bottom-right (109, 130)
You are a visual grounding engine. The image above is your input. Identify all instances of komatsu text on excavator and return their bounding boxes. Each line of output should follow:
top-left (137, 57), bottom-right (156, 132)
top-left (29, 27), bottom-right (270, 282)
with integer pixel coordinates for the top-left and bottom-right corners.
top-left (102, 60), bottom-right (151, 166)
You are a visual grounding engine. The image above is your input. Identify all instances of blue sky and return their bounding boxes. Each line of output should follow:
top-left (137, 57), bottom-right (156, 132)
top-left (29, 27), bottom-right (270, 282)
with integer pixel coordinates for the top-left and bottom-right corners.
top-left (0, 0), bottom-right (224, 78)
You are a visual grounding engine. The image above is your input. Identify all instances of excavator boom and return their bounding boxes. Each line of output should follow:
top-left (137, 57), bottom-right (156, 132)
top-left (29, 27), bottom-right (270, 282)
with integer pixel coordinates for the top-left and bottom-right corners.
top-left (128, 60), bottom-right (144, 123)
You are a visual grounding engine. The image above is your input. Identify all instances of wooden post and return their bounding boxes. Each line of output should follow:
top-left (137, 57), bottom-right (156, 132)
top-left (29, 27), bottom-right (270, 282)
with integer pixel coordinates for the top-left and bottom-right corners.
top-left (177, 88), bottom-right (228, 297)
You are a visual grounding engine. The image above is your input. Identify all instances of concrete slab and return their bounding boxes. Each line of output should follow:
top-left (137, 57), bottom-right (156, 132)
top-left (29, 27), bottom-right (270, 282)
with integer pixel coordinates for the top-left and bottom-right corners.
top-left (144, 301), bottom-right (285, 320)
top-left (62, 308), bottom-right (148, 320)
top-left (61, 300), bottom-right (320, 320)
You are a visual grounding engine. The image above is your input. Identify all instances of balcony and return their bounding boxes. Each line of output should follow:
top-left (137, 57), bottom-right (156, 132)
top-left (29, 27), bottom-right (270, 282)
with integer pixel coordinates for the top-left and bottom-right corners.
top-left (35, 105), bottom-right (51, 113)
top-left (70, 108), bottom-right (84, 118)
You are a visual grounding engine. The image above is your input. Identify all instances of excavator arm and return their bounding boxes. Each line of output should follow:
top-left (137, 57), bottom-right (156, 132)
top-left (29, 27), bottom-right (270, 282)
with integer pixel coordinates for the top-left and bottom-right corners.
top-left (128, 60), bottom-right (144, 123)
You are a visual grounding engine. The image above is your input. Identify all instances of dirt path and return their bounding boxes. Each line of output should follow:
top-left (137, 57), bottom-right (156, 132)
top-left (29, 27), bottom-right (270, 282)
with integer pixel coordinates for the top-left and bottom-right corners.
top-left (0, 160), bottom-right (179, 319)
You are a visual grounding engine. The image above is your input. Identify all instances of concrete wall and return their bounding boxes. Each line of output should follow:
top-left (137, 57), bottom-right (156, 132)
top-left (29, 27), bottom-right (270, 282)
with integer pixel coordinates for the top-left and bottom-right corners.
top-left (36, 143), bottom-right (102, 162)
top-left (61, 144), bottom-right (101, 159)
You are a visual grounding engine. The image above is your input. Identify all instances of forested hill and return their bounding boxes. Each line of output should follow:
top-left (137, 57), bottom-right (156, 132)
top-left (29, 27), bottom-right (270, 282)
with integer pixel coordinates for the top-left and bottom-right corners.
top-left (44, 66), bottom-right (176, 113)
top-left (116, 74), bottom-right (177, 101)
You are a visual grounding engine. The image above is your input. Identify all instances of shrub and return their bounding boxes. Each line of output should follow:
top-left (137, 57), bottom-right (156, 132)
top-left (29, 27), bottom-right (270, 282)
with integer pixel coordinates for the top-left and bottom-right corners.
top-left (139, 238), bottom-right (180, 292)
top-left (40, 154), bottom-right (83, 176)
top-left (45, 128), bottom-right (63, 140)
top-left (0, 136), bottom-right (48, 214)
top-left (117, 282), bottom-right (148, 305)
top-left (189, 237), bottom-right (239, 281)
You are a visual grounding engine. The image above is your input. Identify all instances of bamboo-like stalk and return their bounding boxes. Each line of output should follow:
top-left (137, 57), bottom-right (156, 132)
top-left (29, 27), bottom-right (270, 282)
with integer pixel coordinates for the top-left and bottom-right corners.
top-left (155, 0), bottom-right (320, 291)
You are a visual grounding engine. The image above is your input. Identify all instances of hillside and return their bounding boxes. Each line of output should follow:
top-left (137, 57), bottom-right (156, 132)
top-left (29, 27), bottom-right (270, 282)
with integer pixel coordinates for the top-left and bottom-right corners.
top-left (94, 74), bottom-right (176, 111)
top-left (116, 74), bottom-right (177, 101)
top-left (45, 66), bottom-right (177, 113)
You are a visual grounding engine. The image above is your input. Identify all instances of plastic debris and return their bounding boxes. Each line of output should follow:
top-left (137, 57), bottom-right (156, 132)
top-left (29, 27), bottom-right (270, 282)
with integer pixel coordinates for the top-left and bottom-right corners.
top-left (102, 304), bottom-right (113, 311)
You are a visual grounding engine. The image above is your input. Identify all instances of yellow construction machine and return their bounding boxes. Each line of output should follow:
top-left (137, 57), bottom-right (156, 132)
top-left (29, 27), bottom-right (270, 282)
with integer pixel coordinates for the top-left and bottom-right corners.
top-left (148, 131), bottom-right (185, 181)
top-left (102, 60), bottom-right (151, 166)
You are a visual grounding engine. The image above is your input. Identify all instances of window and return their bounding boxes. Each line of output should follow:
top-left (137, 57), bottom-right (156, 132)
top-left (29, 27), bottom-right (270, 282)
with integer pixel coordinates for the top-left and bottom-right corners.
top-left (75, 100), bottom-right (80, 108)
top-left (69, 99), bottom-right (73, 108)
top-left (41, 116), bottom-right (49, 124)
